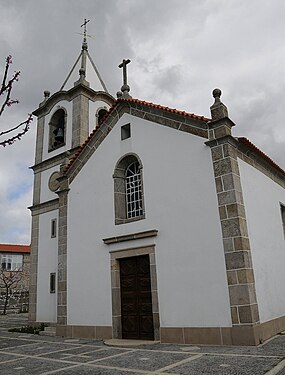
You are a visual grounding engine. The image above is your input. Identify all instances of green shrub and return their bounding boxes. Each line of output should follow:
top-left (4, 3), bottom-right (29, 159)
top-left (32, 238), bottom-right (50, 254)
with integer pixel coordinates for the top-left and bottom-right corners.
top-left (8, 323), bottom-right (46, 334)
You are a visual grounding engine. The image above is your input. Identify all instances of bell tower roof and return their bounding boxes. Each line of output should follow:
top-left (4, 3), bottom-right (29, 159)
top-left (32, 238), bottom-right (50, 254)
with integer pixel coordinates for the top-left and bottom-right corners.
top-left (60, 19), bottom-right (108, 93)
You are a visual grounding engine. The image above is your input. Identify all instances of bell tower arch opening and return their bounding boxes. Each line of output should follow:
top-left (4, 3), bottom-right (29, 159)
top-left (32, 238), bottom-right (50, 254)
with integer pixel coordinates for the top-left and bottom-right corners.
top-left (48, 108), bottom-right (66, 152)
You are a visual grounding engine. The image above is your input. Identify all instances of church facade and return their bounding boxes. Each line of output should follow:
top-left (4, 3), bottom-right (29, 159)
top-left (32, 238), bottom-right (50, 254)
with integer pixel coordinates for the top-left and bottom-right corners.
top-left (29, 36), bottom-right (285, 346)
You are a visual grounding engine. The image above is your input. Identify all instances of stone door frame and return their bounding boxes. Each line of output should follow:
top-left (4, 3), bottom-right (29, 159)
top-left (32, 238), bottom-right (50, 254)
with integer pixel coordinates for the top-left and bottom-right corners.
top-left (110, 245), bottom-right (160, 341)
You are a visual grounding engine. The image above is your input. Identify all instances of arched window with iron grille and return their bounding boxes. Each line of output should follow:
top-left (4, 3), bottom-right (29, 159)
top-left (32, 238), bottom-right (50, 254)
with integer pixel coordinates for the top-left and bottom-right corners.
top-left (113, 154), bottom-right (145, 225)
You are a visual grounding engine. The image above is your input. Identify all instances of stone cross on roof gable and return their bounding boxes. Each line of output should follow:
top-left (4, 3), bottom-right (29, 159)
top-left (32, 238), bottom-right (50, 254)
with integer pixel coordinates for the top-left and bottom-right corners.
top-left (119, 59), bottom-right (131, 85)
top-left (118, 59), bottom-right (132, 98)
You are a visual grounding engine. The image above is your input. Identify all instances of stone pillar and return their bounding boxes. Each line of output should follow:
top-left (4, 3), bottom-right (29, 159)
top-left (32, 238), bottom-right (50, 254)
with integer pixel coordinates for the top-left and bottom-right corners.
top-left (32, 173), bottom-right (41, 206)
top-left (35, 116), bottom-right (45, 165)
top-left (29, 139), bottom-right (42, 321)
top-left (72, 94), bottom-right (89, 148)
top-left (29, 214), bottom-right (39, 323)
top-left (56, 171), bottom-right (69, 328)
top-left (207, 89), bottom-right (260, 345)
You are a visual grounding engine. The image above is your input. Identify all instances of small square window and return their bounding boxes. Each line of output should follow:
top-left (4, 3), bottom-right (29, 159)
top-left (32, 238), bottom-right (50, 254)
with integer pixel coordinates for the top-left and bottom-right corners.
top-left (50, 273), bottom-right (56, 293)
top-left (51, 219), bottom-right (57, 238)
top-left (121, 123), bottom-right (131, 140)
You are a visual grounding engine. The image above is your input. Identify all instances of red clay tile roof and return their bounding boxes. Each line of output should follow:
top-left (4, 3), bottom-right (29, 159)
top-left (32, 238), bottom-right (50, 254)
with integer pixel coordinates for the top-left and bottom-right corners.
top-left (64, 98), bottom-right (209, 174)
top-left (0, 244), bottom-right (30, 254)
top-left (118, 98), bottom-right (211, 121)
top-left (238, 137), bottom-right (285, 177)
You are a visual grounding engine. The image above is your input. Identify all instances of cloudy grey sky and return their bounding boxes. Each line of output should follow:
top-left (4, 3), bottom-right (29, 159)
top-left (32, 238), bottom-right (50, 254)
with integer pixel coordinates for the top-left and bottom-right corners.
top-left (0, 0), bottom-right (285, 244)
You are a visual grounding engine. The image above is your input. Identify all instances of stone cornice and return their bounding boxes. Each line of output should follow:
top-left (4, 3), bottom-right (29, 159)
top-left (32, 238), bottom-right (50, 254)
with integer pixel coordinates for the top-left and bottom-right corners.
top-left (29, 198), bottom-right (59, 215)
top-left (205, 135), bottom-right (239, 148)
top-left (30, 147), bottom-right (80, 172)
top-left (33, 86), bottom-right (115, 117)
top-left (103, 229), bottom-right (158, 244)
top-left (208, 117), bottom-right (236, 129)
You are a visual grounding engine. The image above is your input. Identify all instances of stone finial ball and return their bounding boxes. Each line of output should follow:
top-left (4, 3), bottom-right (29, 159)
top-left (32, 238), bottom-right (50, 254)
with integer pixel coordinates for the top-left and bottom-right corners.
top-left (116, 91), bottom-right (123, 98)
top-left (213, 88), bottom-right (222, 98)
top-left (44, 90), bottom-right (50, 98)
top-left (121, 84), bottom-right (130, 92)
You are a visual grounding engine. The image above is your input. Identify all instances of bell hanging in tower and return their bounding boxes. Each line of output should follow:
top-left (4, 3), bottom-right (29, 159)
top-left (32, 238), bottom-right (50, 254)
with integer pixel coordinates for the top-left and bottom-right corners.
top-left (55, 127), bottom-right (64, 143)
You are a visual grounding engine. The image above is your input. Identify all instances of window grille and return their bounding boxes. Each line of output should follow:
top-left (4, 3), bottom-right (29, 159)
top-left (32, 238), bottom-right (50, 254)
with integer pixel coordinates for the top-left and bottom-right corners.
top-left (113, 153), bottom-right (145, 225)
top-left (126, 162), bottom-right (143, 218)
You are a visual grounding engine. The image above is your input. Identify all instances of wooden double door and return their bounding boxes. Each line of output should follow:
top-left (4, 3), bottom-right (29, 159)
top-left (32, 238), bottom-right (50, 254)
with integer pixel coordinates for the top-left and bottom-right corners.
top-left (120, 255), bottom-right (154, 340)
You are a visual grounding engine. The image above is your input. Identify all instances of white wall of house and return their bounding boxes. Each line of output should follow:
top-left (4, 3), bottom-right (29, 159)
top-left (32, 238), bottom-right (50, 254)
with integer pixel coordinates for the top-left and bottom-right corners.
top-left (239, 159), bottom-right (285, 323)
top-left (37, 210), bottom-right (58, 322)
top-left (67, 113), bottom-right (232, 328)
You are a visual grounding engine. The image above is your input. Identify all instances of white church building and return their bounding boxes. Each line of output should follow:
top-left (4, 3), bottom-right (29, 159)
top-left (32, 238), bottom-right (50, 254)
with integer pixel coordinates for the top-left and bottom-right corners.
top-left (29, 29), bottom-right (285, 346)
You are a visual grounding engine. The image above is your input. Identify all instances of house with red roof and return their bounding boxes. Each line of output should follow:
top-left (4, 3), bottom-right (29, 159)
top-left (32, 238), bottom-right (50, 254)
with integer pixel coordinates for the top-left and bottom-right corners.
top-left (29, 34), bottom-right (285, 346)
top-left (0, 244), bottom-right (30, 312)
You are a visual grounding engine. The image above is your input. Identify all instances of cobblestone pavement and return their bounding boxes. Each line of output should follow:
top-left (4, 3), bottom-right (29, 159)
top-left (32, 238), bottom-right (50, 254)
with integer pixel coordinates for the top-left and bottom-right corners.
top-left (0, 315), bottom-right (285, 374)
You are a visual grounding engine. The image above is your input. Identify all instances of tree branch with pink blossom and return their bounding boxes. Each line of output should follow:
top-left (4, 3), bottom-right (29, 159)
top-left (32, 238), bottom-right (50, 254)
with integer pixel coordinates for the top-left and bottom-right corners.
top-left (0, 55), bottom-right (33, 147)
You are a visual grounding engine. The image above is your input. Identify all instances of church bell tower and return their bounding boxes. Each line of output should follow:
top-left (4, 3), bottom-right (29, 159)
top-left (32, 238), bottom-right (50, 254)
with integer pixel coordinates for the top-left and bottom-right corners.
top-left (29, 20), bottom-right (115, 324)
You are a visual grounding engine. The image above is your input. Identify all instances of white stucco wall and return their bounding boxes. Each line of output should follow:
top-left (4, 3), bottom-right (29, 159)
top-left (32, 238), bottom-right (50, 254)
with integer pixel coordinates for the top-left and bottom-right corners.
top-left (239, 159), bottom-right (285, 323)
top-left (37, 211), bottom-right (58, 322)
top-left (67, 113), bottom-right (232, 327)
top-left (40, 165), bottom-right (61, 203)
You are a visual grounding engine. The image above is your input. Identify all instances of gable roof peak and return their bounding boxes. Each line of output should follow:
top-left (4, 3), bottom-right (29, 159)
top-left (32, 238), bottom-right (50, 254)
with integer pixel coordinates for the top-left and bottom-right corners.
top-left (62, 97), bottom-right (210, 176)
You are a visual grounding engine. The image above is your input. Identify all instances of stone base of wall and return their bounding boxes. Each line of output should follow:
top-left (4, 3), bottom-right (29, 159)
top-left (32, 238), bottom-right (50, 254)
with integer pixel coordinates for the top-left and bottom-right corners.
top-left (161, 316), bottom-right (285, 346)
top-left (56, 325), bottom-right (112, 340)
top-left (255, 315), bottom-right (285, 344)
top-left (52, 316), bottom-right (285, 346)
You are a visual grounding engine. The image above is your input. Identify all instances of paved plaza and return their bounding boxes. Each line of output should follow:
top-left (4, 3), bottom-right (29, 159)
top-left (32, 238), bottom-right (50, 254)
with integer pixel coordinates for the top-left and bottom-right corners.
top-left (0, 314), bottom-right (285, 374)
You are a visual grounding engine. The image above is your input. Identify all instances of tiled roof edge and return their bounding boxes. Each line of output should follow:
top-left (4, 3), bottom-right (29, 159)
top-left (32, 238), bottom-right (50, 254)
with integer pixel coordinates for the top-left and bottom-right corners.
top-left (0, 244), bottom-right (31, 253)
top-left (238, 137), bottom-right (285, 177)
top-left (117, 97), bottom-right (211, 122)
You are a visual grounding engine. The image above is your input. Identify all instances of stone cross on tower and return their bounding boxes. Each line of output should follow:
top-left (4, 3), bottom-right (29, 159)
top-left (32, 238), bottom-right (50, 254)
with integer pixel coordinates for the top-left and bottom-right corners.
top-left (81, 18), bottom-right (90, 45)
top-left (78, 18), bottom-right (90, 81)
top-left (118, 59), bottom-right (132, 98)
